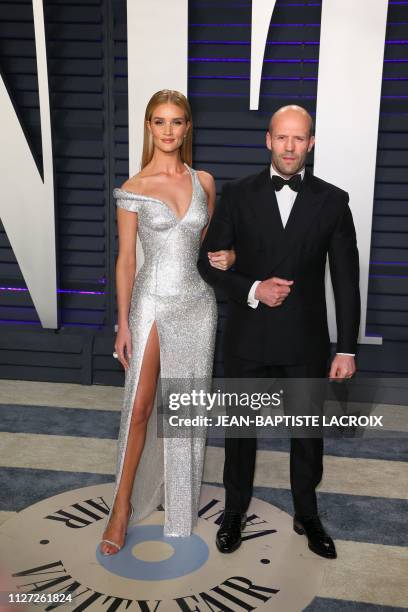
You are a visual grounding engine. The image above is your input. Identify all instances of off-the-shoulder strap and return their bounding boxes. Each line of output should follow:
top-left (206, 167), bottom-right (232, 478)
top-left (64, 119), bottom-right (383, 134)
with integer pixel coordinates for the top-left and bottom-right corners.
top-left (113, 187), bottom-right (143, 213)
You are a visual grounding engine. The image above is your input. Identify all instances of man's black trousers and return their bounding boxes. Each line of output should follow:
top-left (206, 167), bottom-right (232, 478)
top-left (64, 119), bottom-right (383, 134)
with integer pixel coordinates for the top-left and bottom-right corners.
top-left (223, 354), bottom-right (328, 519)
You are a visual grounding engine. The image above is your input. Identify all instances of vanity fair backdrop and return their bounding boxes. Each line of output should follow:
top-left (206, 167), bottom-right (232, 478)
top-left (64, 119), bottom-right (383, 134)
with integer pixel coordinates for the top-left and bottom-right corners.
top-left (0, 0), bottom-right (407, 389)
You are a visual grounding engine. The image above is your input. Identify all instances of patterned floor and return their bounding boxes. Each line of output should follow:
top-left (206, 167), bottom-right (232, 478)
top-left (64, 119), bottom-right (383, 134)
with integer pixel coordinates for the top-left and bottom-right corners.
top-left (0, 379), bottom-right (407, 611)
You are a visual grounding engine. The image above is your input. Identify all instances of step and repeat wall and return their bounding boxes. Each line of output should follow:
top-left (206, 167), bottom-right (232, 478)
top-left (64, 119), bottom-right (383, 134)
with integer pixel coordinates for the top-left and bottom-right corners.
top-left (0, 0), bottom-right (407, 385)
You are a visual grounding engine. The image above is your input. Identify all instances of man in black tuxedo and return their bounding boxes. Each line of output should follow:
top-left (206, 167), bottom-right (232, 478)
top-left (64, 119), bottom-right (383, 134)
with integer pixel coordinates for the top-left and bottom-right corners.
top-left (197, 105), bottom-right (360, 559)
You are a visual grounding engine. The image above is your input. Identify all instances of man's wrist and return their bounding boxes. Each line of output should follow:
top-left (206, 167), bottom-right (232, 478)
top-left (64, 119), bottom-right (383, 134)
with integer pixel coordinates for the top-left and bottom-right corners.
top-left (336, 352), bottom-right (355, 357)
top-left (247, 280), bottom-right (261, 309)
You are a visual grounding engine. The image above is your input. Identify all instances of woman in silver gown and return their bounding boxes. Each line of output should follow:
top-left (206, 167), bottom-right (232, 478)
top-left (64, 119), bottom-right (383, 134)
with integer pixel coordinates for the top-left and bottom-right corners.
top-left (99, 90), bottom-right (234, 555)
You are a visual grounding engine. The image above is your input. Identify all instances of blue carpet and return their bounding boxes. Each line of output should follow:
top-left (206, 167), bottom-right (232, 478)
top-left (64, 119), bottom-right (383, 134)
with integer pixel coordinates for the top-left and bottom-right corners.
top-left (305, 599), bottom-right (407, 611)
top-left (1, 400), bottom-right (407, 612)
top-left (1, 466), bottom-right (113, 511)
top-left (207, 434), bottom-right (408, 462)
top-left (0, 403), bottom-right (120, 439)
top-left (3, 466), bottom-right (406, 547)
top-left (1, 404), bottom-right (406, 462)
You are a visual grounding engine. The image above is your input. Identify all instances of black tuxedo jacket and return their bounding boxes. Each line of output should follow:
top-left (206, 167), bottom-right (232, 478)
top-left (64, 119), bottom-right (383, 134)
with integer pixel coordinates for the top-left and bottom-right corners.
top-left (197, 167), bottom-right (361, 365)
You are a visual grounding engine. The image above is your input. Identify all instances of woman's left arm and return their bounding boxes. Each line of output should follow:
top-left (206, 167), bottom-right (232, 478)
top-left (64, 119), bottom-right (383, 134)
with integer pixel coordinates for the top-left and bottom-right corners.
top-left (198, 170), bottom-right (236, 271)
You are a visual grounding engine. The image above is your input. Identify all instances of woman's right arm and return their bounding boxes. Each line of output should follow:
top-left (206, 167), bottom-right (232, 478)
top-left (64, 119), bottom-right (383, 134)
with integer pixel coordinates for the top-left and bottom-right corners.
top-left (115, 207), bottom-right (138, 370)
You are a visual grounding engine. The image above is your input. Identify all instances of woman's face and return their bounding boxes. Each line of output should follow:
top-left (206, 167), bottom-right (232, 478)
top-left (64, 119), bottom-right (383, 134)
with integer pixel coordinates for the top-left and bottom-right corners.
top-left (147, 103), bottom-right (190, 154)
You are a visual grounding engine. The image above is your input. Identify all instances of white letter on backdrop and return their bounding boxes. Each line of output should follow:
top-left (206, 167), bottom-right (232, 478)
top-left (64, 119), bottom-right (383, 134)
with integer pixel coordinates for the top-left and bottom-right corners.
top-left (314, 0), bottom-right (388, 345)
top-left (0, 0), bottom-right (57, 328)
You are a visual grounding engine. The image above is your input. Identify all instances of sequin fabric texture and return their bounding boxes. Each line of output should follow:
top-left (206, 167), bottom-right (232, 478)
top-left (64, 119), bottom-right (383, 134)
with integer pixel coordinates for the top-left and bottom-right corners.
top-left (109, 164), bottom-right (217, 536)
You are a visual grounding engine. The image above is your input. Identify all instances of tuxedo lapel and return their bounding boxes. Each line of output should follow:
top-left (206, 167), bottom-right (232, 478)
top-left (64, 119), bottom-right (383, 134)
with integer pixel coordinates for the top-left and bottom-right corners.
top-left (267, 169), bottom-right (326, 273)
top-left (249, 168), bottom-right (326, 273)
top-left (251, 167), bottom-right (284, 249)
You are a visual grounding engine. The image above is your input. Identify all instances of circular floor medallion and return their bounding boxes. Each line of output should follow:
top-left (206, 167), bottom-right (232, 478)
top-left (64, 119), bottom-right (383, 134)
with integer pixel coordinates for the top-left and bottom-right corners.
top-left (0, 484), bottom-right (325, 611)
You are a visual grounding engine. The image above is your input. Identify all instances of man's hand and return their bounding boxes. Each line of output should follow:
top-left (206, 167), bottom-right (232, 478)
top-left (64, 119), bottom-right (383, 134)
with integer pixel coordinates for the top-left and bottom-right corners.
top-left (329, 355), bottom-right (356, 380)
top-left (255, 277), bottom-right (294, 307)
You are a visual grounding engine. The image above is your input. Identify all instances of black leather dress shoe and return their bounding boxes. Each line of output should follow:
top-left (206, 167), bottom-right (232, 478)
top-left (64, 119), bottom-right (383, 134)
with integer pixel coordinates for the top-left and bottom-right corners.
top-left (293, 516), bottom-right (337, 559)
top-left (216, 512), bottom-right (247, 553)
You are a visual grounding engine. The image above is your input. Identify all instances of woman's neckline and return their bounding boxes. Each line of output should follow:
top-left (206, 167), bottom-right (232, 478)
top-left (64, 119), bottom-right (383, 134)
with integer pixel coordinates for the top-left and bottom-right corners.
top-left (116, 162), bottom-right (194, 222)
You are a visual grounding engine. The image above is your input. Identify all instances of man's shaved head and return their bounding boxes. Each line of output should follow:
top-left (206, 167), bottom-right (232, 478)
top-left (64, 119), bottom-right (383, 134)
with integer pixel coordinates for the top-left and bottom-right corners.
top-left (266, 104), bottom-right (315, 178)
top-left (269, 105), bottom-right (314, 138)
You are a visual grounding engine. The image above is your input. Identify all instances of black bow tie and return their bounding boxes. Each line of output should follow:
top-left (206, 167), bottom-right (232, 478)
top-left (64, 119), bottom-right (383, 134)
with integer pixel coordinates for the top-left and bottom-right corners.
top-left (271, 174), bottom-right (302, 192)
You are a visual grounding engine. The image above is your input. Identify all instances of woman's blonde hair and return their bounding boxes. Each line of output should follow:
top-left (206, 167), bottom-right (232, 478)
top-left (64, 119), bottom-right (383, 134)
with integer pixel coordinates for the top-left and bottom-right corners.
top-left (141, 89), bottom-right (193, 169)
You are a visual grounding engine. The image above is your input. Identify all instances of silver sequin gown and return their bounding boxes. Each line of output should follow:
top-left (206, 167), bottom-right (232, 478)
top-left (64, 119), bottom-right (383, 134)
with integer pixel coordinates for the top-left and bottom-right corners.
top-left (109, 164), bottom-right (217, 536)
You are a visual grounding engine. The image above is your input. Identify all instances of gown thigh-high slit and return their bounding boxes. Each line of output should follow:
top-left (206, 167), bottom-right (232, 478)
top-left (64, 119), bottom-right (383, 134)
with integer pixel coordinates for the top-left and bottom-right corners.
top-left (108, 164), bottom-right (217, 537)
top-left (114, 322), bottom-right (160, 503)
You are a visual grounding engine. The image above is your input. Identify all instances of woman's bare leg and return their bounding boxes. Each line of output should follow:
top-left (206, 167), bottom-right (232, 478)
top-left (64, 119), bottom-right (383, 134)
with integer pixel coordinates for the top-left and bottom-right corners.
top-left (100, 322), bottom-right (160, 554)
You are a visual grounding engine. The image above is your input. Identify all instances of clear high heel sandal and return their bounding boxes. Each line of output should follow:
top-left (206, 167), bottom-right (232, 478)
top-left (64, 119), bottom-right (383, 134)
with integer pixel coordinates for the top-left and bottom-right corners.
top-left (99, 503), bottom-right (134, 556)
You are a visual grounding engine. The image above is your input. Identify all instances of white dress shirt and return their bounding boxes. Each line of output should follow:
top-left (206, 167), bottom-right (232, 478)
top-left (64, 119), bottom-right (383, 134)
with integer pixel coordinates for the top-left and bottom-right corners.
top-left (246, 164), bottom-right (354, 357)
top-left (273, 165), bottom-right (305, 227)
top-left (247, 164), bottom-right (303, 308)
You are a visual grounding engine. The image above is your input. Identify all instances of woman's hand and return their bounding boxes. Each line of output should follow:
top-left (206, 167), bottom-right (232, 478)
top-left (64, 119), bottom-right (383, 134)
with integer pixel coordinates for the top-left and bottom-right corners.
top-left (115, 325), bottom-right (132, 370)
top-left (208, 248), bottom-right (236, 271)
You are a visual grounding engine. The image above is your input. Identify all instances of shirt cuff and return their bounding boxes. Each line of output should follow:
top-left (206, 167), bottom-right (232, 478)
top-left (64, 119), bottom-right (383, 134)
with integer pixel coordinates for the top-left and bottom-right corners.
top-left (247, 281), bottom-right (261, 309)
top-left (336, 353), bottom-right (355, 357)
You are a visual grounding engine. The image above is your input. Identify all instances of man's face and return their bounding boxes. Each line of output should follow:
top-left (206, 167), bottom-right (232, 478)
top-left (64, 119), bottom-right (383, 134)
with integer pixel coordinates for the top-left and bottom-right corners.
top-left (266, 111), bottom-right (315, 178)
